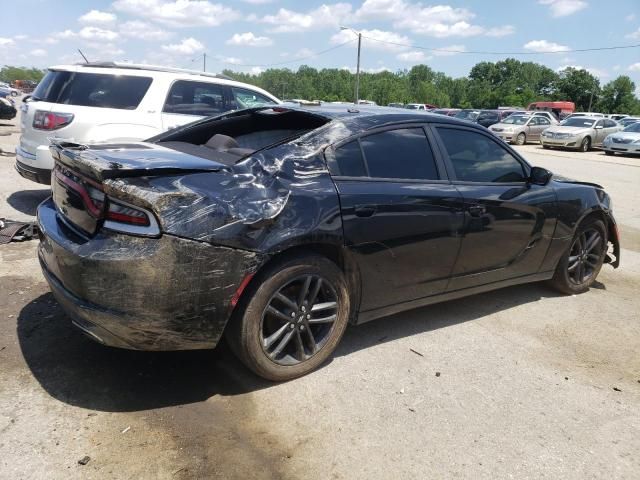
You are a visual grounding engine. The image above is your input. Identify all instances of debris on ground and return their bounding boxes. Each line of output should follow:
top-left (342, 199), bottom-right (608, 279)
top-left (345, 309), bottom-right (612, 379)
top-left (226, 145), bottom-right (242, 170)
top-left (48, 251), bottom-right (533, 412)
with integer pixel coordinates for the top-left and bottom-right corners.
top-left (435, 372), bottom-right (441, 377)
top-left (0, 219), bottom-right (40, 244)
top-left (613, 387), bottom-right (622, 392)
top-left (121, 426), bottom-right (131, 434)
top-left (409, 348), bottom-right (424, 357)
top-left (77, 456), bottom-right (90, 466)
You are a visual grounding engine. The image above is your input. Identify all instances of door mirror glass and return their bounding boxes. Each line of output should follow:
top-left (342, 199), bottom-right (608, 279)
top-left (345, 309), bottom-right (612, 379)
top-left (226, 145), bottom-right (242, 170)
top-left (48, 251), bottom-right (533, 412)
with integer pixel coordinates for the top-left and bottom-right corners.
top-left (529, 166), bottom-right (552, 185)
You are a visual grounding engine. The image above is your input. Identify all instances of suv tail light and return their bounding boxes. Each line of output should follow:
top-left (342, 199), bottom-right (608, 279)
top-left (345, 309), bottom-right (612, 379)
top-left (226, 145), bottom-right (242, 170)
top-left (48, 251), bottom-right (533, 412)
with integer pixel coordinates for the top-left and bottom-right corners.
top-left (33, 110), bottom-right (74, 130)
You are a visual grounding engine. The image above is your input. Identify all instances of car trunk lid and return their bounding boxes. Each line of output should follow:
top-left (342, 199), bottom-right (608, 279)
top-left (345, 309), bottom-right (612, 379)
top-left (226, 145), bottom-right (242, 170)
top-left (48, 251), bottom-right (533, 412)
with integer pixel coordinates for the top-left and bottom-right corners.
top-left (50, 141), bottom-right (227, 236)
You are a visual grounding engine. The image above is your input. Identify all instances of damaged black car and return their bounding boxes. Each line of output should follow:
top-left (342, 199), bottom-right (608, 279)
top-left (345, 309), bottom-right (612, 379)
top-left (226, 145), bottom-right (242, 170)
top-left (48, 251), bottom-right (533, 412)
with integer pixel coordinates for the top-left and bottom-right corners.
top-left (37, 105), bottom-right (620, 381)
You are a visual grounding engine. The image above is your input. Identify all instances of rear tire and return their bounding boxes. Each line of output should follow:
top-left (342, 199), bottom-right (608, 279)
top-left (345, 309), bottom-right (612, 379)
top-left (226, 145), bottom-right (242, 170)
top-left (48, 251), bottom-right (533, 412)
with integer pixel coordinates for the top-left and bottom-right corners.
top-left (515, 132), bottom-right (526, 145)
top-left (549, 218), bottom-right (607, 295)
top-left (579, 137), bottom-right (591, 152)
top-left (604, 150), bottom-right (614, 156)
top-left (542, 145), bottom-right (550, 149)
top-left (226, 254), bottom-right (350, 381)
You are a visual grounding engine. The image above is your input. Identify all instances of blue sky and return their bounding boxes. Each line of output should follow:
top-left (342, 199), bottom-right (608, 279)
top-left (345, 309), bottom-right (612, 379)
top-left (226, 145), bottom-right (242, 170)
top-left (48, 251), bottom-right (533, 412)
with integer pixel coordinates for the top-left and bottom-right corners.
top-left (1, 0), bottom-right (639, 92)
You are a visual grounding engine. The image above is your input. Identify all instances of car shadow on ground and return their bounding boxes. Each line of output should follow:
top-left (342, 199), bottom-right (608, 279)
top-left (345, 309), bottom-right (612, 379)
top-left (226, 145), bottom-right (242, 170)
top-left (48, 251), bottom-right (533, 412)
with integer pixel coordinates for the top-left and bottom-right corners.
top-left (6, 189), bottom-right (50, 216)
top-left (18, 282), bottom-right (561, 413)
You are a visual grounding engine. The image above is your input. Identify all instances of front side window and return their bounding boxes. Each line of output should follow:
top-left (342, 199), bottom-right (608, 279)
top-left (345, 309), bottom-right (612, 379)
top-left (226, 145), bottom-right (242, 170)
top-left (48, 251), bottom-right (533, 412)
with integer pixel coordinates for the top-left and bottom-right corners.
top-left (437, 128), bottom-right (526, 183)
top-left (231, 87), bottom-right (277, 109)
top-left (163, 80), bottom-right (226, 116)
top-left (360, 128), bottom-right (439, 180)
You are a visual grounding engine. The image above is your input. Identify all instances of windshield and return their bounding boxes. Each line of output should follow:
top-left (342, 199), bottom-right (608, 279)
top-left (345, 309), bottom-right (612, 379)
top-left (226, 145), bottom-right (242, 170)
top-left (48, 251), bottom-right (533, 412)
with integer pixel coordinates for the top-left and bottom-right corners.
top-left (623, 122), bottom-right (640, 133)
top-left (503, 116), bottom-right (529, 125)
top-left (455, 110), bottom-right (479, 120)
top-left (561, 118), bottom-right (595, 127)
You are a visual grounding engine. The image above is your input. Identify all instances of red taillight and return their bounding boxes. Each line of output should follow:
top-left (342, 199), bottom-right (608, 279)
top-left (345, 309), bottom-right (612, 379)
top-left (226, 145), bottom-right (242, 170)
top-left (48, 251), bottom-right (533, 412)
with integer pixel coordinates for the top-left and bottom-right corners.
top-left (33, 110), bottom-right (74, 130)
top-left (106, 200), bottom-right (150, 226)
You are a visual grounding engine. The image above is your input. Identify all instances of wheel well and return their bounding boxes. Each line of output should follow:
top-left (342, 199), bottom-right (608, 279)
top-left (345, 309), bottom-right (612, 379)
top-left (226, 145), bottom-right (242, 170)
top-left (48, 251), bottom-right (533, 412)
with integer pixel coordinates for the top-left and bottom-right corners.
top-left (576, 210), bottom-right (607, 235)
top-left (236, 243), bottom-right (362, 322)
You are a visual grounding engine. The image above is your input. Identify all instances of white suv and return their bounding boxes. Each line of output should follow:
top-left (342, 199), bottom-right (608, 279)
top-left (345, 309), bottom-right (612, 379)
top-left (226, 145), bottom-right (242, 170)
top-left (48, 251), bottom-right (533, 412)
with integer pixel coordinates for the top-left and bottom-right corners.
top-left (16, 62), bottom-right (280, 184)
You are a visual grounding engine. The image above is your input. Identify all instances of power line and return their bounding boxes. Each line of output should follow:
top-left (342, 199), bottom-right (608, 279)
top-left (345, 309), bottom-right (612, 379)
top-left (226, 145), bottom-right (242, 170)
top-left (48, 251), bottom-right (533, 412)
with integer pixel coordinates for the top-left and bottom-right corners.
top-left (361, 36), bottom-right (640, 55)
top-left (219, 39), bottom-right (357, 68)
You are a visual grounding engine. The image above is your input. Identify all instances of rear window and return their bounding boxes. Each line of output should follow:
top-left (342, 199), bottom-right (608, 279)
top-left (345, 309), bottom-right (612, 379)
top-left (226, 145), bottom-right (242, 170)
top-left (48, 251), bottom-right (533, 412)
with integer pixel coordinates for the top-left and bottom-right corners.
top-left (32, 70), bottom-right (152, 109)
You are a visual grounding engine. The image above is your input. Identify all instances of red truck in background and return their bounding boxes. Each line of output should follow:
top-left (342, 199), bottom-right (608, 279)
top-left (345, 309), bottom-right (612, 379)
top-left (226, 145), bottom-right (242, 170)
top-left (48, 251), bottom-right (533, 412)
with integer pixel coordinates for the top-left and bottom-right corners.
top-left (527, 101), bottom-right (575, 120)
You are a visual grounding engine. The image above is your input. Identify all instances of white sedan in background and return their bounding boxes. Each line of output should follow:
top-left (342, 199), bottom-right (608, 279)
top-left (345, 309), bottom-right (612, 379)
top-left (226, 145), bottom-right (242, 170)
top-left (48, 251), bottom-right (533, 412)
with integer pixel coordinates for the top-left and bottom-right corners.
top-left (602, 122), bottom-right (640, 156)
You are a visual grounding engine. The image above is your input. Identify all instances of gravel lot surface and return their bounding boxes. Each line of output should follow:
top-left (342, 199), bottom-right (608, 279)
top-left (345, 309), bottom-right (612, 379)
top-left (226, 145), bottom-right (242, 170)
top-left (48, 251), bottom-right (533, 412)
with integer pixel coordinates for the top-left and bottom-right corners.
top-left (1, 105), bottom-right (639, 479)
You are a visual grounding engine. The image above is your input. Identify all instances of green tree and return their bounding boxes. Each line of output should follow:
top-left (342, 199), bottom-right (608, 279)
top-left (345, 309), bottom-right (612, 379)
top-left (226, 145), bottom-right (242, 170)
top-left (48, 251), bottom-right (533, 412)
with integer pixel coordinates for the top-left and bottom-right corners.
top-left (598, 76), bottom-right (639, 114)
top-left (554, 67), bottom-right (600, 111)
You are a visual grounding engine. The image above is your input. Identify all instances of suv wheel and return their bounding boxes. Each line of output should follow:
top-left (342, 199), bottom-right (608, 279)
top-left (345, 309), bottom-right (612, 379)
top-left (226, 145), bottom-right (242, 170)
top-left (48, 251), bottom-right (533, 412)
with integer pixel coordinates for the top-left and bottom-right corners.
top-left (227, 255), bottom-right (350, 381)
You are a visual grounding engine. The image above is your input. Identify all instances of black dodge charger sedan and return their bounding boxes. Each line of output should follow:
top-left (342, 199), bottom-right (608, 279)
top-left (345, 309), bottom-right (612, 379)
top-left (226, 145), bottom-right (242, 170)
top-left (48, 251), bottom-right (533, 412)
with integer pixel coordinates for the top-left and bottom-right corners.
top-left (37, 105), bottom-right (620, 381)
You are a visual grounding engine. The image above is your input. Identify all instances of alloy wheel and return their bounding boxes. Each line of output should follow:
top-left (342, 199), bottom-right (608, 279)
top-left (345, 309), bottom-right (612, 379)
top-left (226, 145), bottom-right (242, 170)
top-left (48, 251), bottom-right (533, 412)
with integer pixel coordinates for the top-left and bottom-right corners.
top-left (567, 227), bottom-right (603, 285)
top-left (260, 275), bottom-right (338, 366)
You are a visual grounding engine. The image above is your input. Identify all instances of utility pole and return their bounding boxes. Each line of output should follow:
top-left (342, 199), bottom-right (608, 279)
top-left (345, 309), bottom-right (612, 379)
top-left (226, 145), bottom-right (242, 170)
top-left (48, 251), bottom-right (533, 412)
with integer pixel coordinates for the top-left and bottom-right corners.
top-left (355, 32), bottom-right (361, 105)
top-left (203, 53), bottom-right (206, 72)
top-left (341, 26), bottom-right (362, 105)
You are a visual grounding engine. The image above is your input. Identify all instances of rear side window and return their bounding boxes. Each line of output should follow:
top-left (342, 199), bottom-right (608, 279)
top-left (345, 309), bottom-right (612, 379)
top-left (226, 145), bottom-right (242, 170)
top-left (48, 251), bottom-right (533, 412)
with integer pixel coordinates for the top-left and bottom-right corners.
top-left (32, 71), bottom-right (152, 109)
top-left (360, 128), bottom-right (439, 180)
top-left (231, 87), bottom-right (277, 109)
top-left (163, 80), bottom-right (227, 116)
top-left (333, 140), bottom-right (367, 176)
top-left (437, 128), bottom-right (526, 183)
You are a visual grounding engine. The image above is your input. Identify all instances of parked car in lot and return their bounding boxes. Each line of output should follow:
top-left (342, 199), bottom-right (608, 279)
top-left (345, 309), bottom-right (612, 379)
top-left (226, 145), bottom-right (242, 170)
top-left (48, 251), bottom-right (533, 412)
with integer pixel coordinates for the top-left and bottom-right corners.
top-left (541, 116), bottom-right (621, 152)
top-left (431, 108), bottom-right (460, 116)
top-left (16, 62), bottom-right (280, 184)
top-left (618, 117), bottom-right (640, 128)
top-left (0, 96), bottom-right (17, 120)
top-left (564, 112), bottom-right (605, 120)
top-left (454, 109), bottom-right (481, 122)
top-left (0, 84), bottom-right (20, 97)
top-left (608, 114), bottom-right (628, 121)
top-left (405, 103), bottom-right (435, 110)
top-left (37, 104), bottom-right (620, 380)
top-left (489, 114), bottom-right (553, 144)
top-left (387, 102), bottom-right (404, 108)
top-left (602, 121), bottom-right (640, 156)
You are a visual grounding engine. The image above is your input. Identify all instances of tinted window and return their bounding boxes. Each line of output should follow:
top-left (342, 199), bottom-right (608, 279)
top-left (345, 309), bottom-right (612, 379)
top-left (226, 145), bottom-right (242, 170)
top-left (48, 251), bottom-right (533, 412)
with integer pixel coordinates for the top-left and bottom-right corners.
top-left (163, 80), bottom-right (227, 116)
top-left (231, 87), bottom-right (277, 109)
top-left (538, 117), bottom-right (551, 125)
top-left (604, 119), bottom-right (617, 128)
top-left (333, 140), bottom-right (366, 177)
top-left (360, 128), bottom-right (438, 180)
top-left (437, 128), bottom-right (526, 183)
top-left (32, 71), bottom-right (152, 109)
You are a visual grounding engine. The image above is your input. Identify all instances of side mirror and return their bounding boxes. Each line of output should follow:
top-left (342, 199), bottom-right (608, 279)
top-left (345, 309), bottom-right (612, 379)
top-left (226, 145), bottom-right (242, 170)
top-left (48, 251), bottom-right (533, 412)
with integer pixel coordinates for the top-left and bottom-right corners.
top-left (529, 166), bottom-right (552, 186)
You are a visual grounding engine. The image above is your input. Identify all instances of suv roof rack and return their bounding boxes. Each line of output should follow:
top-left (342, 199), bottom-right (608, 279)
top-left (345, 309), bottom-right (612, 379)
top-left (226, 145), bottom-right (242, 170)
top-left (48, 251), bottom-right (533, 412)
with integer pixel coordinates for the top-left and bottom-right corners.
top-left (73, 61), bottom-right (234, 81)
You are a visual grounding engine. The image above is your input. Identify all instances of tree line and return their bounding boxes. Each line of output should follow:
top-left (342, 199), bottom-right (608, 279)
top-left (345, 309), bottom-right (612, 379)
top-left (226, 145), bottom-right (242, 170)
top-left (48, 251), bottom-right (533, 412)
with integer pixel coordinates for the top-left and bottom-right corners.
top-left (223, 59), bottom-right (640, 115)
top-left (3, 59), bottom-right (639, 114)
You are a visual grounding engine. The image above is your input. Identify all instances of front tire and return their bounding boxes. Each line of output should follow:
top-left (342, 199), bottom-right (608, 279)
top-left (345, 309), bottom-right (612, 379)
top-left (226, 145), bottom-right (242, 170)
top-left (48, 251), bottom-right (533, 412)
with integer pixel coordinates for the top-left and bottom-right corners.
top-left (579, 137), bottom-right (591, 152)
top-left (515, 132), bottom-right (526, 145)
top-left (549, 218), bottom-right (607, 295)
top-left (226, 255), bottom-right (350, 381)
top-left (604, 150), bottom-right (614, 156)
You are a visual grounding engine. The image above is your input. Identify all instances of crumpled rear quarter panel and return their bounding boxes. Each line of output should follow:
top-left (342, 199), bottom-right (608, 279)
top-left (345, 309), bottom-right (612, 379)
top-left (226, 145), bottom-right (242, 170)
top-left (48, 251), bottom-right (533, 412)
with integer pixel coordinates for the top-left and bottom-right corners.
top-left (38, 199), bottom-right (264, 350)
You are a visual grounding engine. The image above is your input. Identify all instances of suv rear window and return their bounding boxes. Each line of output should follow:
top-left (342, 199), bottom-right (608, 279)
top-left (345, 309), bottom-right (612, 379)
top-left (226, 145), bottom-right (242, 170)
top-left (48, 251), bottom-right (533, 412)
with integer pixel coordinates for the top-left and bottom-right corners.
top-left (32, 71), bottom-right (152, 109)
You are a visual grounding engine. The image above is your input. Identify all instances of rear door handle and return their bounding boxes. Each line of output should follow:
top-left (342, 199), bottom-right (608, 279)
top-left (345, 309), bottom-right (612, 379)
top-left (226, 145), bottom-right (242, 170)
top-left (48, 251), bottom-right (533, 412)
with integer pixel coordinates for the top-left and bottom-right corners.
top-left (468, 205), bottom-right (486, 217)
top-left (354, 205), bottom-right (377, 217)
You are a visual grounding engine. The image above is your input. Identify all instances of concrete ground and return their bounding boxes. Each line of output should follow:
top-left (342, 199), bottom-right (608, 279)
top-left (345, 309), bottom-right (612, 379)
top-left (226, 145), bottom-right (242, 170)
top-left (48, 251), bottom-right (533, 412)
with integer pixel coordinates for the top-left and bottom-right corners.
top-left (1, 108), bottom-right (639, 479)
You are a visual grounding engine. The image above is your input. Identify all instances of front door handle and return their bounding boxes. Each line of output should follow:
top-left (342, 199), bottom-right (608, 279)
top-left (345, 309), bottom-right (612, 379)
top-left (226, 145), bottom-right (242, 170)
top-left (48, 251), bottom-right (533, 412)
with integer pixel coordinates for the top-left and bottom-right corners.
top-left (354, 205), bottom-right (377, 217)
top-left (468, 205), bottom-right (486, 217)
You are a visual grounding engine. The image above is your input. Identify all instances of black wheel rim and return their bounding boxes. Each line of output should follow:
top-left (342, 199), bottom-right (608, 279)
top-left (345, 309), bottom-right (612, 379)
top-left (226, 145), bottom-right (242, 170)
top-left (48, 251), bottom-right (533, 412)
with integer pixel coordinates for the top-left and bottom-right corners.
top-left (260, 275), bottom-right (338, 366)
top-left (567, 227), bottom-right (603, 285)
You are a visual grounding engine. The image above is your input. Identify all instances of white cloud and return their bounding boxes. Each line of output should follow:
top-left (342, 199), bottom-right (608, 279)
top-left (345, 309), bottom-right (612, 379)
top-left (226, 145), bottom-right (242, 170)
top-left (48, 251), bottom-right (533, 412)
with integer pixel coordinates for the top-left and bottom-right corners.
top-left (538, 0), bottom-right (588, 17)
top-left (626, 27), bottom-right (640, 40)
top-left (260, 3), bottom-right (353, 33)
top-left (613, 65), bottom-right (620, 71)
top-left (79, 9), bottom-right (117, 24)
top-left (119, 21), bottom-right (173, 40)
top-left (113, 0), bottom-right (240, 27)
top-left (85, 42), bottom-right (125, 57)
top-left (242, 0), bottom-right (273, 3)
top-left (354, 1), bottom-right (511, 38)
top-left (524, 39), bottom-right (570, 52)
top-left (341, 65), bottom-right (391, 74)
top-left (226, 32), bottom-right (273, 47)
top-left (396, 51), bottom-right (429, 62)
top-left (79, 26), bottom-right (119, 41)
top-left (217, 55), bottom-right (244, 65)
top-left (625, 13), bottom-right (636, 22)
top-left (331, 28), bottom-right (410, 52)
top-left (432, 44), bottom-right (466, 56)
top-left (161, 37), bottom-right (205, 55)
top-left (29, 48), bottom-right (47, 57)
top-left (250, 66), bottom-right (265, 75)
top-left (14, 34), bottom-right (28, 41)
top-left (0, 37), bottom-right (14, 47)
top-left (486, 25), bottom-right (515, 37)
top-left (629, 63), bottom-right (640, 72)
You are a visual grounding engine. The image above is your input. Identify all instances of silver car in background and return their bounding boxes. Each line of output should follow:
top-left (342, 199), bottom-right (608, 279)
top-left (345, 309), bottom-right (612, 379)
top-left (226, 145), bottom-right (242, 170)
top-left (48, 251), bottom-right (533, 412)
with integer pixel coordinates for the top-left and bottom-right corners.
top-left (602, 122), bottom-right (640, 156)
top-left (540, 117), bottom-right (621, 152)
top-left (489, 114), bottom-right (554, 145)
